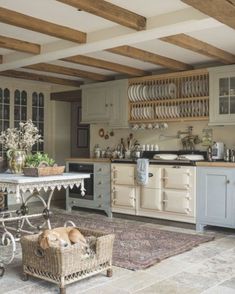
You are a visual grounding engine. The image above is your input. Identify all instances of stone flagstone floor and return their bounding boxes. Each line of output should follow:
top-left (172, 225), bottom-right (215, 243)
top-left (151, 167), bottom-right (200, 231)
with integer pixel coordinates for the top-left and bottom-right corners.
top-left (2, 204), bottom-right (235, 294)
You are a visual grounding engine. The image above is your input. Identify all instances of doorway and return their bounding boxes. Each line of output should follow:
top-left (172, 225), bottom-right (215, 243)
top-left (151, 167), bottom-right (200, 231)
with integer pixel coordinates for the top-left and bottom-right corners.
top-left (71, 100), bottom-right (90, 157)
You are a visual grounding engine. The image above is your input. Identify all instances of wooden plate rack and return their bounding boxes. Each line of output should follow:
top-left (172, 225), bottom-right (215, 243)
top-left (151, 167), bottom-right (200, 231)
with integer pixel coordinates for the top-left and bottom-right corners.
top-left (128, 69), bottom-right (209, 123)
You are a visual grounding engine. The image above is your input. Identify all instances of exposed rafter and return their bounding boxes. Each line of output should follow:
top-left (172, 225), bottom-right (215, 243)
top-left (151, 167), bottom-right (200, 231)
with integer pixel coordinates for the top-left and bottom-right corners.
top-left (56, 0), bottom-right (146, 31)
top-left (161, 34), bottom-right (235, 64)
top-left (0, 70), bottom-right (83, 86)
top-left (51, 89), bottom-right (81, 102)
top-left (0, 7), bottom-right (217, 72)
top-left (62, 55), bottom-right (149, 76)
top-left (107, 46), bottom-right (193, 71)
top-left (24, 63), bottom-right (111, 81)
top-left (0, 35), bottom-right (40, 54)
top-left (0, 7), bottom-right (86, 43)
top-left (182, 0), bottom-right (235, 30)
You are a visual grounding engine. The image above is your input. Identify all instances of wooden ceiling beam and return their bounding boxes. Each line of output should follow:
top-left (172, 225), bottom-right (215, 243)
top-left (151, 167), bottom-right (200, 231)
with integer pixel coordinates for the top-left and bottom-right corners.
top-left (107, 45), bottom-right (192, 71)
top-left (0, 70), bottom-right (83, 86)
top-left (62, 55), bottom-right (149, 76)
top-left (0, 56), bottom-right (2, 64)
top-left (0, 7), bottom-right (86, 43)
top-left (51, 89), bottom-right (82, 102)
top-left (56, 0), bottom-right (146, 31)
top-left (24, 63), bottom-right (111, 81)
top-left (0, 35), bottom-right (41, 54)
top-left (182, 0), bottom-right (235, 30)
top-left (161, 33), bottom-right (235, 64)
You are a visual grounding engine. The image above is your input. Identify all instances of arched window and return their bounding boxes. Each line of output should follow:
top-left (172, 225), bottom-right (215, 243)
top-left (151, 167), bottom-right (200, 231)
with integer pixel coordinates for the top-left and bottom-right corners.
top-left (14, 89), bottom-right (27, 127)
top-left (32, 92), bottom-right (44, 152)
top-left (0, 88), bottom-right (10, 156)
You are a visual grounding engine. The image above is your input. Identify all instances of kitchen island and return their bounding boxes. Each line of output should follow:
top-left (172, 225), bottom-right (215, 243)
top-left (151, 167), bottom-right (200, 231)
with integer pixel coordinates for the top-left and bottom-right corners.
top-left (0, 172), bottom-right (90, 277)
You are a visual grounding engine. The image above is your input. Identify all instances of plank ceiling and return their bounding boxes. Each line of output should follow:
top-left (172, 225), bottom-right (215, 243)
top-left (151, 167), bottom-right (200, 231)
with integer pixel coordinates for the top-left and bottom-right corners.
top-left (0, 0), bottom-right (235, 87)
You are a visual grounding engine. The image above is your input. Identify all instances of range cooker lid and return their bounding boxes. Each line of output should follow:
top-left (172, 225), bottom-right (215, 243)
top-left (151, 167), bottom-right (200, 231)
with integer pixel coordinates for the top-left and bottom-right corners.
top-left (143, 150), bottom-right (206, 161)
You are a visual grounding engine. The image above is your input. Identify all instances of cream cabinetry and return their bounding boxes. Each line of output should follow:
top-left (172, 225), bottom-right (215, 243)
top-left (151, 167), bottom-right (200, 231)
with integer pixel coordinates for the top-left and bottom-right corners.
top-left (209, 65), bottom-right (235, 125)
top-left (81, 79), bottom-right (128, 128)
top-left (111, 163), bottom-right (196, 223)
top-left (162, 166), bottom-right (195, 218)
top-left (111, 164), bottom-right (137, 215)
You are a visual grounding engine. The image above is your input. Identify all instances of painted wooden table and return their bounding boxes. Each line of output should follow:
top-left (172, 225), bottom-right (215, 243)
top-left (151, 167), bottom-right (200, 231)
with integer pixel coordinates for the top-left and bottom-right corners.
top-left (0, 172), bottom-right (90, 277)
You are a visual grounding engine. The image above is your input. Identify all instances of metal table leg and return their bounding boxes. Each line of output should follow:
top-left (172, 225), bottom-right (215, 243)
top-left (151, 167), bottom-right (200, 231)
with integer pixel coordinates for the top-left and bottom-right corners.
top-left (0, 188), bottom-right (54, 276)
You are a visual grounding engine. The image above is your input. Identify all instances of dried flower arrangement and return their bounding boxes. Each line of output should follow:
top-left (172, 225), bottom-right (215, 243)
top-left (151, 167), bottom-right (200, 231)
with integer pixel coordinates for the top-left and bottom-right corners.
top-left (0, 120), bottom-right (43, 152)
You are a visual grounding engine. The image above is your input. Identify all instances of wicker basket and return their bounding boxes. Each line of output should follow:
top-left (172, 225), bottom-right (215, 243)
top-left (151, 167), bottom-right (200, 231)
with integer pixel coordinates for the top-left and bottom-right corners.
top-left (20, 228), bottom-right (115, 294)
top-left (23, 166), bottom-right (65, 177)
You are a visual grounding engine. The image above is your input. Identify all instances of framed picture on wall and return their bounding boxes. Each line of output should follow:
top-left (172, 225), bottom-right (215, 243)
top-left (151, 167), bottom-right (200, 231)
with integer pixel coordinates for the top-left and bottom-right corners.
top-left (77, 127), bottom-right (89, 148)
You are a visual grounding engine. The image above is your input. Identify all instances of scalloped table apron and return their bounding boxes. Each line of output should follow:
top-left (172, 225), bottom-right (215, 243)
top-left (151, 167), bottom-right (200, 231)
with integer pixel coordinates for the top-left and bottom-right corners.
top-left (0, 172), bottom-right (90, 277)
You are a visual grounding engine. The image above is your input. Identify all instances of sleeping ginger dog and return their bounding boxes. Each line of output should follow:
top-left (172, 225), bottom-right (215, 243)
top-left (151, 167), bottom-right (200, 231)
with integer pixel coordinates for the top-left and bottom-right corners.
top-left (38, 227), bottom-right (87, 250)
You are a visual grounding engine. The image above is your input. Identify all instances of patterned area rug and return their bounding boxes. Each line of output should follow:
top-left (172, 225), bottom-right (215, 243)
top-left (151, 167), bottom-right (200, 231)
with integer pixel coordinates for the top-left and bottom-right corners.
top-left (49, 210), bottom-right (214, 271)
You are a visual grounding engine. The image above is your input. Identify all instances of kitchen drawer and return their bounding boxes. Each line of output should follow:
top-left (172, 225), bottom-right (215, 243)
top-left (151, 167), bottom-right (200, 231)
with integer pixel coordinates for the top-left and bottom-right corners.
top-left (163, 190), bottom-right (192, 215)
top-left (139, 187), bottom-right (162, 210)
top-left (112, 164), bottom-right (135, 185)
top-left (145, 166), bottom-right (162, 189)
top-left (112, 185), bottom-right (136, 208)
top-left (94, 163), bottom-right (110, 175)
top-left (94, 175), bottom-right (110, 187)
top-left (95, 188), bottom-right (110, 200)
top-left (162, 167), bottom-right (191, 190)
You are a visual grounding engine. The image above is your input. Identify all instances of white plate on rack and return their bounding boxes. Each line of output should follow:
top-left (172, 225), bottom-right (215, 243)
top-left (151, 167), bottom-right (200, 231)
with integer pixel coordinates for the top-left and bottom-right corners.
top-left (154, 85), bottom-right (158, 99)
top-left (134, 85), bottom-right (138, 101)
top-left (150, 86), bottom-right (154, 100)
top-left (168, 83), bottom-right (177, 98)
top-left (136, 85), bottom-right (142, 101)
top-left (142, 85), bottom-right (148, 101)
top-left (128, 86), bottom-right (132, 101)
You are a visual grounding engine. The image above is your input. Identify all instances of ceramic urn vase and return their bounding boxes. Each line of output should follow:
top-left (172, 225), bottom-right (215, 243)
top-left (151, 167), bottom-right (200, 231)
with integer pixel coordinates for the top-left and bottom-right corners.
top-left (7, 149), bottom-right (26, 174)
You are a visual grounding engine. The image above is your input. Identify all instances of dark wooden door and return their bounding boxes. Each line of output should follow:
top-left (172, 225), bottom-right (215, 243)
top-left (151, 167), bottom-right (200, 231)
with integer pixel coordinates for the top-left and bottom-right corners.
top-left (71, 101), bottom-right (90, 157)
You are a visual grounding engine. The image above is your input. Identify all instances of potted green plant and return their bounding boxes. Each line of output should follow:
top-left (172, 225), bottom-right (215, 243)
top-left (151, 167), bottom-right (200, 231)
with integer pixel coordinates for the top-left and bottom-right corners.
top-left (23, 152), bottom-right (65, 177)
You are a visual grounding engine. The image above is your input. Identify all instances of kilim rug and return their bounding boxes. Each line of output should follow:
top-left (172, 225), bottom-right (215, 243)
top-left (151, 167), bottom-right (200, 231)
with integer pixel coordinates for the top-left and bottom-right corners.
top-left (47, 209), bottom-right (214, 271)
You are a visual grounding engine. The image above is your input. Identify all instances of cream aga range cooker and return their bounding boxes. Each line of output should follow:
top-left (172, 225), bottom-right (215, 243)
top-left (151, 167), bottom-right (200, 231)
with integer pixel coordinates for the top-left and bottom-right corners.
top-left (111, 151), bottom-right (206, 224)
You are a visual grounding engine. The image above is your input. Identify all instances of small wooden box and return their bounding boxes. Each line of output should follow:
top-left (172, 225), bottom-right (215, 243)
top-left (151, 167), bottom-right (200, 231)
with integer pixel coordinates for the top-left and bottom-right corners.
top-left (23, 166), bottom-right (65, 177)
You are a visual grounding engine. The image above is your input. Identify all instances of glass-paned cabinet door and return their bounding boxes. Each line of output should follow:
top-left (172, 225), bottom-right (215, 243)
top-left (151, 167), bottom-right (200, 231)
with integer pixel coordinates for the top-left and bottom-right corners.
top-left (219, 77), bottom-right (235, 115)
top-left (0, 88), bottom-right (10, 156)
top-left (209, 66), bottom-right (235, 125)
top-left (14, 89), bottom-right (27, 127)
top-left (32, 92), bottom-right (44, 152)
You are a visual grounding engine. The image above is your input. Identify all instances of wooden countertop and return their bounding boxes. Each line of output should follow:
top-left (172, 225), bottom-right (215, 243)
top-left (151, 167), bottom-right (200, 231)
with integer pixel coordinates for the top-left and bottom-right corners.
top-left (66, 158), bottom-right (111, 163)
top-left (196, 161), bottom-right (235, 168)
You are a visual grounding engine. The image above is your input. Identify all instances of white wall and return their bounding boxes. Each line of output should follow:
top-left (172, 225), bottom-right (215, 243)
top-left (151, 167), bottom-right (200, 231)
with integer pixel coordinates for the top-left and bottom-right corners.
top-left (51, 100), bottom-right (71, 165)
top-left (90, 121), bottom-right (235, 155)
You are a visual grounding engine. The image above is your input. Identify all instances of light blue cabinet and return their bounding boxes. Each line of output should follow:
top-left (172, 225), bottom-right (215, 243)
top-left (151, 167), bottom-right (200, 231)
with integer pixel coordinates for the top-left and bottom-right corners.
top-left (66, 161), bottom-right (112, 217)
top-left (196, 167), bottom-right (235, 231)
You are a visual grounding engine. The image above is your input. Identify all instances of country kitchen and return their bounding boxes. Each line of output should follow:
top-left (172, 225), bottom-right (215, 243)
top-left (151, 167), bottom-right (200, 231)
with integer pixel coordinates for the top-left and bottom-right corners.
top-left (1, 1), bottom-right (235, 293)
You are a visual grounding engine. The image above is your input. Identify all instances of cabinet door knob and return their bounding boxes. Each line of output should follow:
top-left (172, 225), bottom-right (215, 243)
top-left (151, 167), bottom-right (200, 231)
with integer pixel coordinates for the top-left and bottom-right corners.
top-left (226, 180), bottom-right (230, 184)
top-left (110, 103), bottom-right (113, 107)
top-left (105, 104), bottom-right (108, 107)
top-left (98, 168), bottom-right (102, 172)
